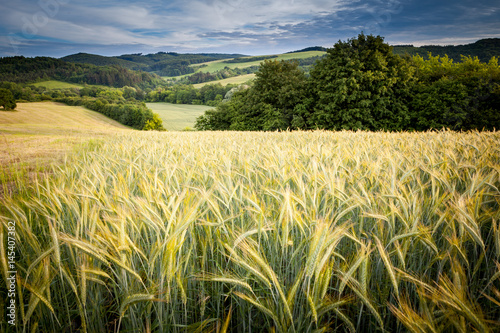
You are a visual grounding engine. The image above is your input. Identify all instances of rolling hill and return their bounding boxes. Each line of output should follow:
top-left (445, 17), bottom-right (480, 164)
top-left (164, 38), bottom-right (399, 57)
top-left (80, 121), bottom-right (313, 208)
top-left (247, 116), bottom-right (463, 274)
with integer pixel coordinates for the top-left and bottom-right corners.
top-left (0, 56), bottom-right (164, 88)
top-left (0, 101), bottom-right (130, 190)
top-left (392, 38), bottom-right (500, 62)
top-left (62, 52), bottom-right (244, 77)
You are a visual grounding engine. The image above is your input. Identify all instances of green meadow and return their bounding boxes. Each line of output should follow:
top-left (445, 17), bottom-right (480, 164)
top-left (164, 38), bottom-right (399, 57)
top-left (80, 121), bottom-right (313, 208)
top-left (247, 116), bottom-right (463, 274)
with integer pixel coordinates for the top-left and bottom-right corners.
top-left (146, 102), bottom-right (214, 130)
top-left (193, 73), bottom-right (256, 88)
top-left (32, 80), bottom-right (84, 89)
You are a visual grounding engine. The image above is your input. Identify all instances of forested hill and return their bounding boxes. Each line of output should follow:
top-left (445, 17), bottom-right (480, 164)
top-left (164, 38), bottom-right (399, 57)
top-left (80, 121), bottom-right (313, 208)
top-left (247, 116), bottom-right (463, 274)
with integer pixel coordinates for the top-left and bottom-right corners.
top-left (0, 56), bottom-right (164, 88)
top-left (393, 38), bottom-right (500, 62)
top-left (61, 52), bottom-right (244, 77)
top-left (58, 53), bottom-right (147, 71)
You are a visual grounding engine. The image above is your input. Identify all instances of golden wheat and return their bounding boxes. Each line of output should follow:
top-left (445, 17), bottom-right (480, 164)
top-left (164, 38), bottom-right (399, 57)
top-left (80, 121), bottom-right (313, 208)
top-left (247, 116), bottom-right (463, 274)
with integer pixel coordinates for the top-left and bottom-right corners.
top-left (1, 129), bottom-right (499, 332)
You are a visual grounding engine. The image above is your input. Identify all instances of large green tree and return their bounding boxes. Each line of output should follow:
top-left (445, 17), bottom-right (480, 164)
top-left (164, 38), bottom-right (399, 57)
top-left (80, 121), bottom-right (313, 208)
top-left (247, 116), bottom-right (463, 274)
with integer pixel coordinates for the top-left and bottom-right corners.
top-left (308, 33), bottom-right (415, 130)
top-left (409, 54), bottom-right (500, 130)
top-left (0, 88), bottom-right (16, 110)
top-left (251, 59), bottom-right (308, 130)
top-left (195, 59), bottom-right (307, 130)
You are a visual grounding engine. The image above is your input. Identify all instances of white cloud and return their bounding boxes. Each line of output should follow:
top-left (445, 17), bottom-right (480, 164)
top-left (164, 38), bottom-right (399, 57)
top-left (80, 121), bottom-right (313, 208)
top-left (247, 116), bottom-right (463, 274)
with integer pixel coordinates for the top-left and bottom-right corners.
top-left (1, 0), bottom-right (499, 56)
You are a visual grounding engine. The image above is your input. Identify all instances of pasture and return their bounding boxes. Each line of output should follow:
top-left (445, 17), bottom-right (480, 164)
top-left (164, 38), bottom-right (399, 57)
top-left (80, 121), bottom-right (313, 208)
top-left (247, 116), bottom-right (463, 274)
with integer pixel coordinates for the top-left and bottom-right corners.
top-left (32, 81), bottom-right (84, 89)
top-left (146, 102), bottom-right (213, 131)
top-left (193, 73), bottom-right (256, 88)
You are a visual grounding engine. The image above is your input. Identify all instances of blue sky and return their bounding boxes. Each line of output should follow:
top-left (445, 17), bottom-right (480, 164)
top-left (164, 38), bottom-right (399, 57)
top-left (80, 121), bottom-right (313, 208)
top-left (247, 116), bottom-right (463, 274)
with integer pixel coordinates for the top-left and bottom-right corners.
top-left (0, 0), bottom-right (499, 57)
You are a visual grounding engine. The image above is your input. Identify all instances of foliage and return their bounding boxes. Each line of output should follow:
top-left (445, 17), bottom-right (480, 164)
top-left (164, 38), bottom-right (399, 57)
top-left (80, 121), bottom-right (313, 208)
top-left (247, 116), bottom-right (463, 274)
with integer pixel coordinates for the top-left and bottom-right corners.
top-left (409, 55), bottom-right (500, 130)
top-left (0, 81), bottom-right (166, 130)
top-left (185, 66), bottom-right (258, 84)
top-left (0, 56), bottom-right (164, 89)
top-left (62, 52), bottom-right (244, 77)
top-left (195, 59), bottom-right (307, 130)
top-left (308, 33), bottom-right (415, 131)
top-left (146, 83), bottom-right (234, 106)
top-left (287, 46), bottom-right (329, 53)
top-left (0, 87), bottom-right (17, 110)
top-left (1, 130), bottom-right (499, 332)
top-left (393, 38), bottom-right (500, 62)
top-left (225, 55), bottom-right (278, 63)
top-left (57, 96), bottom-right (164, 130)
top-left (197, 34), bottom-right (500, 132)
top-left (142, 113), bottom-right (165, 131)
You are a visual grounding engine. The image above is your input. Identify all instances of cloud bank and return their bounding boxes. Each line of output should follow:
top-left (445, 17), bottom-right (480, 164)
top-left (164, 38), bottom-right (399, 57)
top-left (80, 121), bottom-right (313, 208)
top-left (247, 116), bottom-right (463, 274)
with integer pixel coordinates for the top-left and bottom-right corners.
top-left (0, 0), bottom-right (498, 57)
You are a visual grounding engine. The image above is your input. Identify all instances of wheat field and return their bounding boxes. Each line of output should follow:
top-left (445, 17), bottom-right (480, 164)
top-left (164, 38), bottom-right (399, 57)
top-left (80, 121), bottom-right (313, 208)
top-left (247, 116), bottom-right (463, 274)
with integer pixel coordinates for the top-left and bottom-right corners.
top-left (1, 130), bottom-right (499, 332)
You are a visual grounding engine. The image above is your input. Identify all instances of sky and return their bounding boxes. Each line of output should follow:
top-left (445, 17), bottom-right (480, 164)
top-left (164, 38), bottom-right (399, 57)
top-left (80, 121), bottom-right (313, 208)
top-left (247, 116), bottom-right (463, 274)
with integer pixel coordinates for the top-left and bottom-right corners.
top-left (0, 0), bottom-right (499, 58)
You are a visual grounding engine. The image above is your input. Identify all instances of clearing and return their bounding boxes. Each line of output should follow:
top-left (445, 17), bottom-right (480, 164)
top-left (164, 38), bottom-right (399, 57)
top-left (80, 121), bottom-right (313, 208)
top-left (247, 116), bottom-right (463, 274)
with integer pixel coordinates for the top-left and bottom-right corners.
top-left (32, 80), bottom-right (84, 89)
top-left (146, 102), bottom-right (213, 131)
top-left (193, 73), bottom-right (256, 88)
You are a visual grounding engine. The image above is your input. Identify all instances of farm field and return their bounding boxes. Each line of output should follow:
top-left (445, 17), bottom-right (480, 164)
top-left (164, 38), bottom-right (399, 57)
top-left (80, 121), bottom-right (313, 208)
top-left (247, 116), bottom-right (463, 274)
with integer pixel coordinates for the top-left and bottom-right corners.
top-left (192, 50), bottom-right (326, 73)
top-left (32, 81), bottom-right (109, 89)
top-left (1, 127), bottom-right (499, 332)
top-left (193, 73), bottom-right (256, 88)
top-left (0, 102), bottom-right (129, 196)
top-left (146, 102), bottom-right (213, 130)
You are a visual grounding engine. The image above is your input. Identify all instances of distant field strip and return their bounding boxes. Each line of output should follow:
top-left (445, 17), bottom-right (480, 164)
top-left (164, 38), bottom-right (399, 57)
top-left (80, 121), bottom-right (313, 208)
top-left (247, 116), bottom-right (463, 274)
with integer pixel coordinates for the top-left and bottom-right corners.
top-left (193, 73), bottom-right (256, 88)
top-left (2, 129), bottom-right (500, 332)
top-left (193, 51), bottom-right (326, 73)
top-left (32, 80), bottom-right (109, 89)
top-left (146, 102), bottom-right (213, 130)
top-left (32, 80), bottom-right (84, 89)
top-left (0, 102), bottom-right (129, 135)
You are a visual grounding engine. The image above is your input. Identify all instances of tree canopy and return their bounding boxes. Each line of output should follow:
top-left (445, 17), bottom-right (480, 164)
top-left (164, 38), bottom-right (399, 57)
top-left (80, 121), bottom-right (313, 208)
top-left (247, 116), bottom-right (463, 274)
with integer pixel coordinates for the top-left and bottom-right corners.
top-left (308, 33), bottom-right (414, 131)
top-left (195, 59), bottom-right (307, 130)
top-left (196, 34), bottom-right (500, 131)
top-left (0, 88), bottom-right (16, 110)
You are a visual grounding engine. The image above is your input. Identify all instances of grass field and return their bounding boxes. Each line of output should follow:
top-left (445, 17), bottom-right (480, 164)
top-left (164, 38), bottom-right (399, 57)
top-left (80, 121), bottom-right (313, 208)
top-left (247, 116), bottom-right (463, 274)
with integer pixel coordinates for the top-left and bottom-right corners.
top-left (32, 81), bottom-right (109, 90)
top-left (146, 102), bottom-right (213, 130)
top-left (1, 121), bottom-right (499, 332)
top-left (32, 81), bottom-right (84, 89)
top-left (192, 51), bottom-right (326, 73)
top-left (193, 73), bottom-right (256, 88)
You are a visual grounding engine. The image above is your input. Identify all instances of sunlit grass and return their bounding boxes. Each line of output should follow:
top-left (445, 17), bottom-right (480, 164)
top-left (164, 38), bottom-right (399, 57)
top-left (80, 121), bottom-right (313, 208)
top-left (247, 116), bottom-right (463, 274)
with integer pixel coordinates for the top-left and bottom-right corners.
top-left (146, 103), bottom-right (213, 131)
top-left (0, 102), bottom-right (130, 198)
top-left (1, 129), bottom-right (499, 332)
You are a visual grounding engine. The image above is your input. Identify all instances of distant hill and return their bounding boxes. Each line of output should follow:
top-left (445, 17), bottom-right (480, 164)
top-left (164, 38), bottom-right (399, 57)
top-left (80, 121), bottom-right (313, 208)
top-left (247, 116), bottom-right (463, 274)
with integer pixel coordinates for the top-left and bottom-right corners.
top-left (0, 56), bottom-right (163, 88)
top-left (288, 39), bottom-right (500, 61)
top-left (287, 46), bottom-right (328, 53)
top-left (62, 52), bottom-right (245, 77)
top-left (60, 53), bottom-right (147, 70)
top-left (392, 38), bottom-right (500, 62)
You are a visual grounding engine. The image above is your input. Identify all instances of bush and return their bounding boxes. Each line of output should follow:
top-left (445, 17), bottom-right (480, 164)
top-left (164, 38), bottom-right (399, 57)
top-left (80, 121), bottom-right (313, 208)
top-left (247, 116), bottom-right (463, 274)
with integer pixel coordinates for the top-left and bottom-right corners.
top-left (0, 88), bottom-right (17, 110)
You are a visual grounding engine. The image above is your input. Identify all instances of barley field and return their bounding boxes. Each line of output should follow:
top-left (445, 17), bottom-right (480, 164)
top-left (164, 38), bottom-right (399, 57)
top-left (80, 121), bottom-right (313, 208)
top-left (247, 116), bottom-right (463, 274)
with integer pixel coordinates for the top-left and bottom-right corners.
top-left (1, 130), bottom-right (500, 332)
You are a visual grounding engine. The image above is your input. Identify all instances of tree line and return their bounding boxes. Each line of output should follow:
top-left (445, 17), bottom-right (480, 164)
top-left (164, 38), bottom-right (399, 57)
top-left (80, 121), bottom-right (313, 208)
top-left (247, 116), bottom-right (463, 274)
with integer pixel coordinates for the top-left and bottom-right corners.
top-left (145, 83), bottom-right (237, 106)
top-left (62, 52), bottom-right (244, 77)
top-left (392, 38), bottom-right (500, 63)
top-left (195, 34), bottom-right (500, 131)
top-left (0, 81), bottom-right (164, 130)
top-left (0, 56), bottom-right (164, 89)
top-left (0, 80), bottom-right (236, 129)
